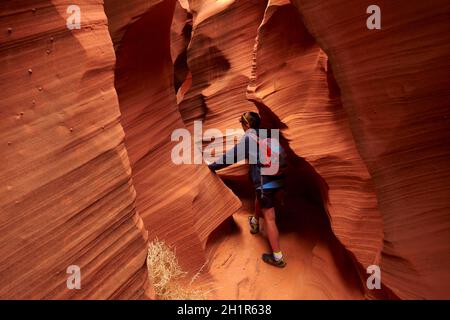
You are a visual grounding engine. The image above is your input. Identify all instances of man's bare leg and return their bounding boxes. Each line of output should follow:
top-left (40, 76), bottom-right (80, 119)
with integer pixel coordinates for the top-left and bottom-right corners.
top-left (262, 207), bottom-right (281, 253)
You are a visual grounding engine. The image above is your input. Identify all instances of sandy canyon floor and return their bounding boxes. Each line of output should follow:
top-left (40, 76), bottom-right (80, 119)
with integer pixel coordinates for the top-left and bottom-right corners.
top-left (205, 199), bottom-right (364, 300)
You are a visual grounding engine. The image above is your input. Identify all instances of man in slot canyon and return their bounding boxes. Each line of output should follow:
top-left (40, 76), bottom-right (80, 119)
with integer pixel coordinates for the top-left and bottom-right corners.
top-left (207, 112), bottom-right (287, 268)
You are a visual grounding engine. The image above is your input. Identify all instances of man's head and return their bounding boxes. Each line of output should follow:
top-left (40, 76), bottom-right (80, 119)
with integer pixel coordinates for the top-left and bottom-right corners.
top-left (239, 111), bottom-right (260, 131)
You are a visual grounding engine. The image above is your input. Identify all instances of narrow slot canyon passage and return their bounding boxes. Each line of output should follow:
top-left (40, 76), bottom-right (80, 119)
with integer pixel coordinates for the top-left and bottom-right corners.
top-left (108, 0), bottom-right (372, 299)
top-left (203, 115), bottom-right (364, 299)
top-left (205, 190), bottom-right (363, 299)
top-left (101, 0), bottom-right (448, 300)
top-left (1, 0), bottom-right (449, 301)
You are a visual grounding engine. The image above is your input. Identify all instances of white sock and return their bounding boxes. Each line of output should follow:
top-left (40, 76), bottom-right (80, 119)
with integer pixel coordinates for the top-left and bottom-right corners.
top-left (273, 251), bottom-right (283, 261)
top-left (250, 216), bottom-right (258, 225)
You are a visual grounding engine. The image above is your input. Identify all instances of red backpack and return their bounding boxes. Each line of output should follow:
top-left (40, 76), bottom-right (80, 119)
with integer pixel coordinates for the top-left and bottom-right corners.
top-left (247, 132), bottom-right (287, 176)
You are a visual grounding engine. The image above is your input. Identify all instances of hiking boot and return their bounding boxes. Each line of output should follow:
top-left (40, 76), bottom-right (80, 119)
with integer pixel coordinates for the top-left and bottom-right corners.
top-left (248, 216), bottom-right (259, 234)
top-left (262, 253), bottom-right (286, 268)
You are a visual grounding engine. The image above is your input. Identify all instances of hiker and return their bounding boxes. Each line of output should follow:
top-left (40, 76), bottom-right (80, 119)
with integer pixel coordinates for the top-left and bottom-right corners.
top-left (207, 112), bottom-right (287, 268)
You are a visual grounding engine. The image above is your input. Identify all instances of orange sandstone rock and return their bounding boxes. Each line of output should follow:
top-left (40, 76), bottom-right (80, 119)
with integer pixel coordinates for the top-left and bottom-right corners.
top-left (0, 0), bottom-right (149, 299)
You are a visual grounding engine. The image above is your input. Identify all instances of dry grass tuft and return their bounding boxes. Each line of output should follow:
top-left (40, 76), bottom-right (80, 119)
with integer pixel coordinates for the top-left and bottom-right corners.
top-left (147, 239), bottom-right (212, 300)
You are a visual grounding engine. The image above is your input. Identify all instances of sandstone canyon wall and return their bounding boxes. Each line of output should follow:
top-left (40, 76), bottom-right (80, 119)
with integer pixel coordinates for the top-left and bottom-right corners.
top-left (0, 0), bottom-right (448, 300)
top-left (0, 0), bottom-right (150, 299)
top-left (291, 0), bottom-right (450, 299)
top-left (0, 0), bottom-right (242, 299)
top-left (174, 0), bottom-right (449, 299)
top-left (175, 0), bottom-right (386, 298)
top-left (104, 0), bottom-right (241, 273)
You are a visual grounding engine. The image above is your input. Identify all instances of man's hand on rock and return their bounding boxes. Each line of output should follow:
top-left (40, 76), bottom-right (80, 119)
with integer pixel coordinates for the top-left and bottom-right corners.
top-left (204, 159), bottom-right (215, 172)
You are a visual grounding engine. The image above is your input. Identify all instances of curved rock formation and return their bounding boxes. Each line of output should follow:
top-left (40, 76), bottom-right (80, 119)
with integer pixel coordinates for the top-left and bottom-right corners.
top-left (247, 0), bottom-right (385, 298)
top-left (105, 0), bottom-right (241, 273)
top-left (176, 0), bottom-right (450, 299)
top-left (177, 0), bottom-right (266, 130)
top-left (176, 0), bottom-right (384, 298)
top-left (0, 0), bottom-right (149, 299)
top-left (291, 0), bottom-right (450, 299)
top-left (1, 0), bottom-right (448, 300)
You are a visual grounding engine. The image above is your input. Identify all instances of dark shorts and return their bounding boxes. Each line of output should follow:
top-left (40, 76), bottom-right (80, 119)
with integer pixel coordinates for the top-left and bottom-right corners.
top-left (256, 188), bottom-right (283, 209)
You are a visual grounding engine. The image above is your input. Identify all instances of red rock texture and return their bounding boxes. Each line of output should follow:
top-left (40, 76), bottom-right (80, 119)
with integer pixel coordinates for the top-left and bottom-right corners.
top-left (291, 0), bottom-right (450, 299)
top-left (1, 0), bottom-right (448, 300)
top-left (105, 0), bottom-right (241, 273)
top-left (0, 0), bottom-right (241, 299)
top-left (247, 0), bottom-right (385, 298)
top-left (177, 0), bottom-right (266, 130)
top-left (176, 0), bottom-right (450, 299)
top-left (174, 0), bottom-right (381, 299)
top-left (0, 0), bottom-right (150, 299)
